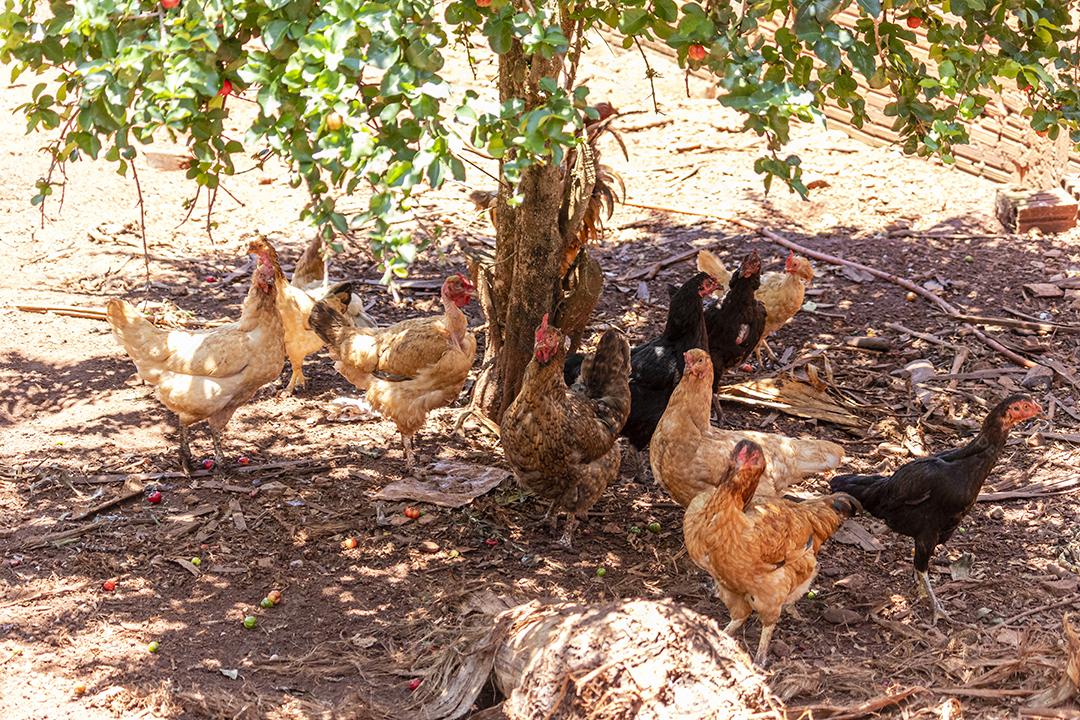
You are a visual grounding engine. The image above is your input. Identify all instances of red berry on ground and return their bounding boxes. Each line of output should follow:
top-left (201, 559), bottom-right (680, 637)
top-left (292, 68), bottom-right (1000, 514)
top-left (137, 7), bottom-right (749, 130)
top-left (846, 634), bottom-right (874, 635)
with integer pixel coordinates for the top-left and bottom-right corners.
top-left (408, 678), bottom-right (422, 691)
top-left (404, 507), bottom-right (421, 520)
top-left (484, 538), bottom-right (498, 547)
top-left (202, 459), bottom-right (215, 470)
top-left (147, 491), bottom-right (162, 504)
top-left (237, 456), bottom-right (251, 466)
top-left (906, 16), bottom-right (922, 29)
top-left (161, 0), bottom-right (179, 8)
top-left (341, 537), bottom-right (358, 550)
top-left (205, 276), bottom-right (217, 283)
top-left (688, 44), bottom-right (707, 62)
top-left (268, 590), bottom-right (283, 605)
top-left (102, 579), bottom-right (117, 592)
top-left (218, 80), bottom-right (233, 97)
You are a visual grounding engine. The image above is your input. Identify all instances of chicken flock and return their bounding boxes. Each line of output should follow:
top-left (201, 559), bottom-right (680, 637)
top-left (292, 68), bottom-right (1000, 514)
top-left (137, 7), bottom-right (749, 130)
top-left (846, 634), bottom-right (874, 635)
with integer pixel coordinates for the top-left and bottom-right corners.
top-left (105, 232), bottom-right (1041, 666)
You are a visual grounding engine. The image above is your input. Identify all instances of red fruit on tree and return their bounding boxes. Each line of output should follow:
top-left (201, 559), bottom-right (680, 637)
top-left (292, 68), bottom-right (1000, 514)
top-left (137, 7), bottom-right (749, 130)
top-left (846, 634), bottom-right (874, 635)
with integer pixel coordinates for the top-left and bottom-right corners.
top-left (476, 0), bottom-right (491, 7)
top-left (688, 44), bottom-right (707, 62)
top-left (906, 16), bottom-right (922, 29)
top-left (1036, 129), bottom-right (1048, 137)
top-left (147, 491), bottom-right (162, 504)
top-left (161, 0), bottom-right (180, 8)
top-left (217, 80), bottom-right (233, 97)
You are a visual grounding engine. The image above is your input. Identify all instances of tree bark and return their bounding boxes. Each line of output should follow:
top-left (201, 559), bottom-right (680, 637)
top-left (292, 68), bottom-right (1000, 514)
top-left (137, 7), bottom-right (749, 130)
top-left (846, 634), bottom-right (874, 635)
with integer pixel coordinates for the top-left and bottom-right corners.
top-left (478, 35), bottom-right (567, 421)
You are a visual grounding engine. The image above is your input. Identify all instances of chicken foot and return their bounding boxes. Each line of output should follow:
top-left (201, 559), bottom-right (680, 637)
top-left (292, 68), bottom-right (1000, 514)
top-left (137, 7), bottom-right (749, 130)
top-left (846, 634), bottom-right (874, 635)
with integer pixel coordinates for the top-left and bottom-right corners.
top-left (401, 433), bottom-right (417, 470)
top-left (209, 428), bottom-right (227, 472)
top-left (916, 569), bottom-right (951, 625)
top-left (282, 366), bottom-right (306, 395)
top-left (557, 514), bottom-right (578, 549)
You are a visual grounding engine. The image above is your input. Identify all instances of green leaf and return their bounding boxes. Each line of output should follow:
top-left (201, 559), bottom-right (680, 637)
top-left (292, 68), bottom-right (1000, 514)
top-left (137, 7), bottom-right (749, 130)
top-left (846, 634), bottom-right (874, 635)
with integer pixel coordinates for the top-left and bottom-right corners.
top-left (855, 0), bottom-right (881, 18)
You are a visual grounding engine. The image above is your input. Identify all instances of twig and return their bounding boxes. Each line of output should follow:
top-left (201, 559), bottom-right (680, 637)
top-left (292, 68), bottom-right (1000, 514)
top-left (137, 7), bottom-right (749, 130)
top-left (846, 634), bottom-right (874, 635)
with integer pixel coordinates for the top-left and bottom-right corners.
top-left (946, 313), bottom-right (1080, 334)
top-left (618, 247), bottom-right (698, 281)
top-left (789, 686), bottom-right (922, 719)
top-left (70, 478), bottom-right (145, 521)
top-left (21, 521), bottom-right (103, 549)
top-left (16, 305), bottom-right (107, 321)
top-left (130, 160), bottom-right (151, 292)
top-left (883, 322), bottom-right (960, 349)
top-left (1000, 593), bottom-right (1080, 626)
top-left (931, 687), bottom-right (1035, 698)
top-left (632, 37), bottom-right (661, 114)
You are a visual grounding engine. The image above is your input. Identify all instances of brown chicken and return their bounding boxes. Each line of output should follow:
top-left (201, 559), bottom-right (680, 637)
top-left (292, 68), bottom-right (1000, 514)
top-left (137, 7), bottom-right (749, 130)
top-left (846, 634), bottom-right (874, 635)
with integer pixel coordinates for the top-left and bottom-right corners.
top-left (309, 274), bottom-right (477, 469)
top-left (277, 234), bottom-right (377, 394)
top-left (105, 239), bottom-right (286, 471)
top-left (651, 349), bottom-right (844, 507)
top-left (698, 249), bottom-right (815, 362)
top-left (684, 439), bottom-right (859, 664)
top-left (500, 315), bottom-right (631, 548)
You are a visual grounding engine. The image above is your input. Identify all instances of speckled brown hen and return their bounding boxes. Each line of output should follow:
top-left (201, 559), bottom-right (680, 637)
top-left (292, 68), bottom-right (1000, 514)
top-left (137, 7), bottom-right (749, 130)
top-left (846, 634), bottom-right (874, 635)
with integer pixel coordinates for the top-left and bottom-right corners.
top-left (500, 315), bottom-right (631, 548)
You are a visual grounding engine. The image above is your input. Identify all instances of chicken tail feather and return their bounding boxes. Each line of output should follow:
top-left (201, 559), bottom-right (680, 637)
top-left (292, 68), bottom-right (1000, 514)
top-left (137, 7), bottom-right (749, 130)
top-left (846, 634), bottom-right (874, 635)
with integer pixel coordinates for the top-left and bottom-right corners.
top-left (828, 473), bottom-right (890, 517)
top-left (291, 234), bottom-right (326, 288)
top-left (792, 438), bottom-right (845, 477)
top-left (309, 299), bottom-right (350, 350)
top-left (799, 492), bottom-right (858, 546)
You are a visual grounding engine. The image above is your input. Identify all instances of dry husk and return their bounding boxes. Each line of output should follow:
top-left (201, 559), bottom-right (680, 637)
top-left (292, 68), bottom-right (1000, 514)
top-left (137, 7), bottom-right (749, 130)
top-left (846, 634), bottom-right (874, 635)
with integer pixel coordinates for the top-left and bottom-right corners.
top-left (390, 597), bottom-right (785, 720)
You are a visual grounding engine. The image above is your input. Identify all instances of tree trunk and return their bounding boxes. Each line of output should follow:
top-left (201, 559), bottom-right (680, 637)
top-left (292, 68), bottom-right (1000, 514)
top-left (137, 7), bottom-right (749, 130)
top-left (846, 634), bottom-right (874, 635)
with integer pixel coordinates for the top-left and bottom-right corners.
top-left (477, 37), bottom-right (566, 421)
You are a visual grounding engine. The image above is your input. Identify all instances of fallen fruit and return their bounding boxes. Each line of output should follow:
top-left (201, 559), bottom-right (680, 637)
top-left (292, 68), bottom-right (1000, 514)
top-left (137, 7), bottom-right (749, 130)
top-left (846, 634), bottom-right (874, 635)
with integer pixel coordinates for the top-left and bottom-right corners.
top-left (448, 549), bottom-right (460, 558)
top-left (964, 255), bottom-right (974, 263)
top-left (905, 291), bottom-right (917, 302)
top-left (268, 590), bottom-right (282, 604)
top-left (739, 363), bottom-right (754, 372)
top-left (596, 567), bottom-right (607, 578)
top-left (74, 683), bottom-right (87, 695)
top-left (260, 597), bottom-right (274, 609)
top-left (102, 579), bottom-right (117, 592)
top-left (408, 678), bottom-right (422, 691)
top-left (147, 490), bottom-right (162, 504)
top-left (205, 276), bottom-right (217, 283)
top-left (687, 44), bottom-right (707, 62)
top-left (237, 456), bottom-right (251, 466)
top-left (484, 538), bottom-right (499, 547)
top-left (326, 112), bottom-right (344, 131)
top-left (243, 615), bottom-right (257, 629)
top-left (906, 15), bottom-right (922, 28)
top-left (806, 589), bottom-right (818, 600)
top-left (628, 525), bottom-right (642, 535)
top-left (404, 506), bottom-right (421, 520)
top-left (161, 0), bottom-right (179, 8)
top-left (190, 557), bottom-right (201, 567)
top-left (218, 80), bottom-right (233, 97)
top-left (202, 459), bottom-right (215, 471)
top-left (148, 641), bottom-right (160, 653)
top-left (647, 522), bottom-right (662, 534)
top-left (341, 537), bottom-right (358, 550)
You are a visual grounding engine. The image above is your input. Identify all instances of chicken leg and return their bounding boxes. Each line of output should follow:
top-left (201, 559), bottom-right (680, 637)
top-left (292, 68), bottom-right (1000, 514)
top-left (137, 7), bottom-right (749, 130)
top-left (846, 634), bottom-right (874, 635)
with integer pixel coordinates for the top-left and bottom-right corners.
top-left (283, 365), bottom-right (306, 395)
top-left (916, 569), bottom-right (950, 625)
top-left (178, 423), bottom-right (194, 476)
top-left (401, 433), bottom-right (417, 470)
top-left (209, 428), bottom-right (227, 472)
top-left (557, 514), bottom-right (578, 549)
top-left (754, 623), bottom-right (776, 666)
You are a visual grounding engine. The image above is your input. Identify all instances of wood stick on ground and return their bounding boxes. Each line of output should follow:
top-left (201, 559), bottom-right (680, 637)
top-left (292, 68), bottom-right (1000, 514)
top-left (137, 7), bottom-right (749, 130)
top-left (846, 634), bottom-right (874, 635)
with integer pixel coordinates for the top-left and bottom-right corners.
top-left (788, 686), bottom-right (922, 720)
top-left (69, 478), bottom-right (145, 521)
top-left (931, 687), bottom-right (1035, 698)
top-left (16, 304), bottom-right (108, 321)
top-left (618, 246), bottom-right (699, 281)
top-left (21, 521), bottom-right (103, 549)
top-left (947, 313), bottom-right (1080, 334)
top-left (883, 322), bottom-right (961, 349)
top-left (1000, 593), bottom-right (1080, 626)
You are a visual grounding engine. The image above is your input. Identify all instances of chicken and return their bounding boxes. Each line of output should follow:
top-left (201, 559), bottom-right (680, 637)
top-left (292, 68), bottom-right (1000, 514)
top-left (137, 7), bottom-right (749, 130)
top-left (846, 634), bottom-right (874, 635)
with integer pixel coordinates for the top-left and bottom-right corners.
top-left (309, 274), bottom-right (477, 469)
top-left (684, 439), bottom-right (860, 664)
top-left (829, 394), bottom-right (1041, 624)
top-left (105, 239), bottom-right (286, 471)
top-left (276, 234), bottom-right (376, 394)
top-left (651, 349), bottom-right (845, 507)
top-left (564, 272), bottom-right (717, 457)
top-left (698, 249), bottom-right (815, 363)
top-left (501, 315), bottom-right (631, 548)
top-left (703, 252), bottom-right (766, 395)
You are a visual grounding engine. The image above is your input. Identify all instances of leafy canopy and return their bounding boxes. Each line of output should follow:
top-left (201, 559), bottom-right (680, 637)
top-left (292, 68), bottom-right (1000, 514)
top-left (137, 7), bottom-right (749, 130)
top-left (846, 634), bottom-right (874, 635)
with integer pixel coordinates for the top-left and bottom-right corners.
top-left (1, 0), bottom-right (1077, 274)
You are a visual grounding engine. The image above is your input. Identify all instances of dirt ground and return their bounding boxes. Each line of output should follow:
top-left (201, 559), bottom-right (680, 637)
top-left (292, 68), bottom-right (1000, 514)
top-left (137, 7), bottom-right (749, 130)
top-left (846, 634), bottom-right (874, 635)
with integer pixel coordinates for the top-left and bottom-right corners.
top-left (2, 35), bottom-right (1079, 720)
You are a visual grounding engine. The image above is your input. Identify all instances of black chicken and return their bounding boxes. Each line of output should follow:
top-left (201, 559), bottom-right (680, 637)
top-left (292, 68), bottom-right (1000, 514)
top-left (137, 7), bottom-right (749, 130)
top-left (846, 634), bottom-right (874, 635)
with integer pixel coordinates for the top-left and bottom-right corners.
top-left (704, 251), bottom-right (766, 403)
top-left (830, 394), bottom-right (1041, 623)
top-left (565, 272), bottom-right (718, 456)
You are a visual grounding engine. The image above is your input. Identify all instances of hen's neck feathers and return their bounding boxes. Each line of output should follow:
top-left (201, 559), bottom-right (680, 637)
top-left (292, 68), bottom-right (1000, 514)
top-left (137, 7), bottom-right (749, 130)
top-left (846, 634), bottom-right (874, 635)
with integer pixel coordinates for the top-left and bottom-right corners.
top-left (669, 369), bottom-right (712, 432)
top-left (722, 272), bottom-right (761, 308)
top-left (238, 266), bottom-right (280, 329)
top-left (441, 294), bottom-right (468, 350)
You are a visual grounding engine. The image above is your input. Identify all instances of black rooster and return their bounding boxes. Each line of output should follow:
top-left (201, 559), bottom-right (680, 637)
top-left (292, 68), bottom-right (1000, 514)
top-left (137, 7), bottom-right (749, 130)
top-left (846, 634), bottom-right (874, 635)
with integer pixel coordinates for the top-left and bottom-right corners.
top-left (830, 394), bottom-right (1041, 623)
